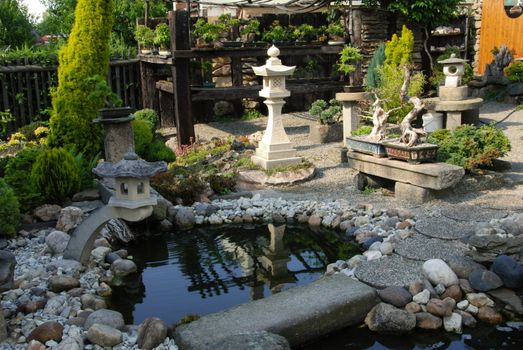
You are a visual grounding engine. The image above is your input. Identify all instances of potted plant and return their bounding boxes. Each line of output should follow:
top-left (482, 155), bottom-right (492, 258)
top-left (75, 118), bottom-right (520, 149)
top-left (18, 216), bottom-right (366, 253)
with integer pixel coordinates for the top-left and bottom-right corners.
top-left (201, 60), bottom-right (215, 88)
top-left (262, 21), bottom-right (293, 46)
top-left (337, 45), bottom-right (363, 92)
top-left (135, 25), bottom-right (155, 54)
top-left (193, 18), bottom-right (221, 48)
top-left (315, 25), bottom-right (329, 45)
top-left (293, 24), bottom-right (316, 45)
top-left (308, 99), bottom-right (344, 143)
top-left (217, 13), bottom-right (242, 47)
top-left (326, 22), bottom-right (345, 45)
top-left (240, 19), bottom-right (261, 46)
top-left (154, 23), bottom-right (171, 56)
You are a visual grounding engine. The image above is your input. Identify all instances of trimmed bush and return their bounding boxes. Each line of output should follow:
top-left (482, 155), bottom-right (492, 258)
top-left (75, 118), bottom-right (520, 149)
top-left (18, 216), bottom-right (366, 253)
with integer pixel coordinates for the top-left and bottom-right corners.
top-left (134, 108), bottom-right (159, 130)
top-left (132, 119), bottom-right (154, 158)
top-left (151, 172), bottom-right (206, 205)
top-left (365, 43), bottom-right (385, 89)
top-left (31, 147), bottom-right (82, 203)
top-left (0, 178), bottom-right (20, 237)
top-left (4, 147), bottom-right (43, 211)
top-left (48, 0), bottom-right (115, 158)
top-left (384, 25), bottom-right (414, 67)
top-left (505, 62), bottom-right (523, 82)
top-left (429, 124), bottom-right (511, 171)
top-left (145, 139), bottom-right (176, 162)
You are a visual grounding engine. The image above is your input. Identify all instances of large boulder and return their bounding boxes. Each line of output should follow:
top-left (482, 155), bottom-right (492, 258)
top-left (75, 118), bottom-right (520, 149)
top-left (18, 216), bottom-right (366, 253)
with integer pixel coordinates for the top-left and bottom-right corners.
top-left (415, 312), bottom-right (442, 330)
top-left (490, 255), bottom-right (523, 289)
top-left (84, 309), bottom-right (125, 331)
top-left (45, 231), bottom-right (70, 255)
top-left (213, 101), bottom-right (235, 117)
top-left (100, 219), bottom-right (135, 243)
top-left (364, 303), bottom-right (416, 334)
top-left (426, 298), bottom-right (454, 317)
top-left (48, 275), bottom-right (80, 292)
top-left (0, 250), bottom-right (16, 292)
top-left (111, 259), bottom-right (137, 276)
top-left (137, 317), bottom-right (168, 350)
top-left (27, 321), bottom-right (63, 343)
top-left (0, 309), bottom-right (7, 342)
top-left (468, 269), bottom-right (503, 292)
top-left (377, 286), bottom-right (412, 308)
top-left (447, 256), bottom-right (486, 279)
top-left (175, 207), bottom-right (196, 230)
top-left (87, 324), bottom-right (122, 347)
top-left (56, 206), bottom-right (83, 232)
top-left (33, 204), bottom-right (62, 221)
top-left (422, 259), bottom-right (458, 287)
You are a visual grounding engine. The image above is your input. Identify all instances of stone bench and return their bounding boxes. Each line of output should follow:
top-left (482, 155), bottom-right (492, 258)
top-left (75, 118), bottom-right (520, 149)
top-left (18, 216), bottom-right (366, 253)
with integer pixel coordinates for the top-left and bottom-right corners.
top-left (348, 151), bottom-right (465, 203)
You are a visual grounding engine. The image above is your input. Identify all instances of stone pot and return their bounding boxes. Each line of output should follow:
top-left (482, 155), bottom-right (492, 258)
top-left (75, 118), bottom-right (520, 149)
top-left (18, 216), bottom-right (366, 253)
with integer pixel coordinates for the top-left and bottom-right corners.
top-left (382, 141), bottom-right (439, 164)
top-left (346, 136), bottom-right (387, 157)
top-left (309, 123), bottom-right (343, 143)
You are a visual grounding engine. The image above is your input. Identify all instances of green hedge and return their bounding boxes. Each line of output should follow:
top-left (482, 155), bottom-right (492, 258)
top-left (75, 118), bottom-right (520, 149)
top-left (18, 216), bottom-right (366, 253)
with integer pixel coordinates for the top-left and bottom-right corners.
top-left (0, 178), bottom-right (20, 237)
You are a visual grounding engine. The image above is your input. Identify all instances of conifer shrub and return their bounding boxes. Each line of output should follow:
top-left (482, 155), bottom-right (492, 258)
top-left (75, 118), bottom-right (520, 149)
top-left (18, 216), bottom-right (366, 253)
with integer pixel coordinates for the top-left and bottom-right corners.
top-left (31, 147), bottom-right (82, 203)
top-left (384, 25), bottom-right (414, 67)
top-left (145, 139), bottom-right (176, 163)
top-left (428, 124), bottom-right (511, 171)
top-left (4, 147), bottom-right (43, 211)
top-left (0, 178), bottom-right (20, 237)
top-left (132, 119), bottom-right (153, 158)
top-left (48, 0), bottom-right (115, 158)
top-left (134, 108), bottom-right (159, 130)
top-left (365, 43), bottom-right (385, 89)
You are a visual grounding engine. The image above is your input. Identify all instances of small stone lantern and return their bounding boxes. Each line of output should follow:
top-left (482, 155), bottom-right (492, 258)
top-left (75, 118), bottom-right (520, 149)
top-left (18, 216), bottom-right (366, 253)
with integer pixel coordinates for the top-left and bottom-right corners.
top-left (94, 107), bottom-right (135, 163)
top-left (92, 152), bottom-right (167, 210)
top-left (438, 54), bottom-right (469, 101)
top-left (251, 45), bottom-right (301, 170)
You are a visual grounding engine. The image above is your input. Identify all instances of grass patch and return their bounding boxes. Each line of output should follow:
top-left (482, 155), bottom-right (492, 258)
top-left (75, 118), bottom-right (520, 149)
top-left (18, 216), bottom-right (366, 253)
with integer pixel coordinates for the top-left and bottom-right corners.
top-left (266, 160), bottom-right (313, 176)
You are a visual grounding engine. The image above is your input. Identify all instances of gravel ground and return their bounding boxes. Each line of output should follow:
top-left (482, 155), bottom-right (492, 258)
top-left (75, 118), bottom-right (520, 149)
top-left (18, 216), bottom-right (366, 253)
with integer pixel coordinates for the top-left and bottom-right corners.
top-left (194, 101), bottom-right (523, 214)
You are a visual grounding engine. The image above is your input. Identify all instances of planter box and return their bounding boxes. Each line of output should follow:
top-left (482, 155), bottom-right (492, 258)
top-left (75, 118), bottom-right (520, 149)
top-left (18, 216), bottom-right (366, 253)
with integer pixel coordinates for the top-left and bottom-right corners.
top-left (382, 141), bottom-right (439, 164)
top-left (310, 123), bottom-right (343, 143)
top-left (346, 136), bottom-right (387, 158)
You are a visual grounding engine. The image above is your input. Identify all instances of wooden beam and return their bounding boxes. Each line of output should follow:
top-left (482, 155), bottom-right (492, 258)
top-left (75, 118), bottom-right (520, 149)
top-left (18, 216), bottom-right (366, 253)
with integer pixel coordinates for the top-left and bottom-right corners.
top-left (169, 10), bottom-right (195, 146)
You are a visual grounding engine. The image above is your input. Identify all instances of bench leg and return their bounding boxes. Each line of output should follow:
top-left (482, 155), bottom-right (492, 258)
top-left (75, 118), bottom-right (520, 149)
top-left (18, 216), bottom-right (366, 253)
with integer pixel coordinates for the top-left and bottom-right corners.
top-left (395, 182), bottom-right (433, 203)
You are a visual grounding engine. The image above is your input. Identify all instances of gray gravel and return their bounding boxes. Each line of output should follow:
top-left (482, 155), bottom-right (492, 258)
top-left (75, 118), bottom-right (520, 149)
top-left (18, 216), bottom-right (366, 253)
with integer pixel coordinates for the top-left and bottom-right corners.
top-left (439, 205), bottom-right (509, 222)
top-left (354, 254), bottom-right (423, 288)
top-left (414, 218), bottom-right (476, 240)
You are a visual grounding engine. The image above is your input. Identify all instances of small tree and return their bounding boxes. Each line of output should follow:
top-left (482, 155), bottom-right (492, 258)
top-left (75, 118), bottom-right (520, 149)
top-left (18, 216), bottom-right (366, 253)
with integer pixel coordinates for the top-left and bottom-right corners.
top-left (0, 0), bottom-right (34, 47)
top-left (48, 0), bottom-right (115, 158)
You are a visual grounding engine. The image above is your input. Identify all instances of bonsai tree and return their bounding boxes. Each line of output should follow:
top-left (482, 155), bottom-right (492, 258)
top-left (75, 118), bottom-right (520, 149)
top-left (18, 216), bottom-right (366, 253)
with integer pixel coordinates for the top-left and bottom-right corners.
top-left (135, 24), bottom-right (155, 53)
top-left (262, 21), bottom-right (292, 43)
top-left (337, 45), bottom-right (363, 86)
top-left (326, 22), bottom-right (345, 42)
top-left (217, 13), bottom-right (240, 41)
top-left (154, 23), bottom-right (171, 53)
top-left (293, 24), bottom-right (316, 43)
top-left (193, 18), bottom-right (221, 47)
top-left (240, 19), bottom-right (260, 42)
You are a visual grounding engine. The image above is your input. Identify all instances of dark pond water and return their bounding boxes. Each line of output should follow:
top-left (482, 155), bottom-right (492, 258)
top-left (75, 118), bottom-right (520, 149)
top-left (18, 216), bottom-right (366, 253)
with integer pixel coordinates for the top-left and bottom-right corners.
top-left (107, 223), bottom-right (358, 325)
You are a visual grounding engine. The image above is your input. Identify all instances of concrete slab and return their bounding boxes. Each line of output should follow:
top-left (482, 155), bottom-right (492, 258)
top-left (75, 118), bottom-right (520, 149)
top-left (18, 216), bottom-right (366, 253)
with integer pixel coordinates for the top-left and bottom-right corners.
top-left (348, 151), bottom-right (464, 190)
top-left (415, 218), bottom-right (475, 240)
top-left (174, 275), bottom-right (377, 349)
top-left (394, 233), bottom-right (469, 261)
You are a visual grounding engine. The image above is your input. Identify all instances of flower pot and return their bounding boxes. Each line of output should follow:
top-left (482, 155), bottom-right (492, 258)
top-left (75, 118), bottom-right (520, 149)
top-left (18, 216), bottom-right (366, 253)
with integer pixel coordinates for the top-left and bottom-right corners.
top-left (310, 123), bottom-right (343, 143)
top-left (140, 49), bottom-right (152, 55)
top-left (158, 50), bottom-right (171, 56)
top-left (346, 136), bottom-right (387, 157)
top-left (382, 141), bottom-right (439, 164)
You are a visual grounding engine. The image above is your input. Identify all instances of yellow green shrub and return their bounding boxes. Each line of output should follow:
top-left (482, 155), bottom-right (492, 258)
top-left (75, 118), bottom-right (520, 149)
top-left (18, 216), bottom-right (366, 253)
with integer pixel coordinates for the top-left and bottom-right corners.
top-left (48, 0), bottom-right (114, 158)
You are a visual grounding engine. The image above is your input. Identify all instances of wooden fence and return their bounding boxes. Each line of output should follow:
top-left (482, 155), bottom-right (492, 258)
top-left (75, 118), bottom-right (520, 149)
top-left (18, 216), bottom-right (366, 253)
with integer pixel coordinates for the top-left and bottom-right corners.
top-left (0, 59), bottom-right (141, 130)
top-left (478, 0), bottom-right (523, 74)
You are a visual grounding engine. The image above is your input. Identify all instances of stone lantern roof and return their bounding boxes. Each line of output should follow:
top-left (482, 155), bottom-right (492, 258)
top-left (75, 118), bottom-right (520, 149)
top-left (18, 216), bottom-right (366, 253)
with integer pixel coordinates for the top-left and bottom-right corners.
top-left (92, 152), bottom-right (167, 178)
top-left (252, 45), bottom-right (295, 77)
top-left (438, 53), bottom-right (468, 65)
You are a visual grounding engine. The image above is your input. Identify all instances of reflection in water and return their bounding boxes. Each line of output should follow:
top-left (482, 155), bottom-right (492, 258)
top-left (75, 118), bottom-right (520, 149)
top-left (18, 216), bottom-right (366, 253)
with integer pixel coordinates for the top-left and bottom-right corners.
top-left (108, 224), bottom-right (357, 325)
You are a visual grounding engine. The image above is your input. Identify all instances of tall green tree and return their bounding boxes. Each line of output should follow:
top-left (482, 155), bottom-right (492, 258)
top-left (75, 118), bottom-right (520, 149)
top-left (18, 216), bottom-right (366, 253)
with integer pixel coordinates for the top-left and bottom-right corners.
top-left (38, 0), bottom-right (168, 46)
top-left (48, 0), bottom-right (114, 157)
top-left (0, 0), bottom-right (35, 47)
top-left (363, 0), bottom-right (462, 68)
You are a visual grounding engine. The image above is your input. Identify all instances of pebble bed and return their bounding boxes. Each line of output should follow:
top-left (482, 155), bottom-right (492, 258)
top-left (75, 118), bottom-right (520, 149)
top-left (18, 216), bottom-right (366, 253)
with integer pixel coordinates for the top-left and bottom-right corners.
top-left (1, 194), bottom-right (522, 349)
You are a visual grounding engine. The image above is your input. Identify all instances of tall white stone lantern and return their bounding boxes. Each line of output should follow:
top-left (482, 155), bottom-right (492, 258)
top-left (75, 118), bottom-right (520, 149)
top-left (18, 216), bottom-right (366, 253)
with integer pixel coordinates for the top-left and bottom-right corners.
top-left (251, 45), bottom-right (302, 170)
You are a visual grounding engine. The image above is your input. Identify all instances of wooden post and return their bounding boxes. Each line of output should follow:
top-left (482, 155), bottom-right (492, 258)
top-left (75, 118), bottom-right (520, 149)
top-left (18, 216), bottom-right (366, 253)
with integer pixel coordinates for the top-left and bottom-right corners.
top-left (139, 61), bottom-right (158, 110)
top-left (169, 10), bottom-right (195, 146)
top-left (352, 8), bottom-right (363, 86)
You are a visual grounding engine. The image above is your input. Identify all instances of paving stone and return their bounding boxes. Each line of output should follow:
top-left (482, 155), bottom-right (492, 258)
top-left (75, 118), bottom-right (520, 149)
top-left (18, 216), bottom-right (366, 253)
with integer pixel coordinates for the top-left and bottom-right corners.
top-left (394, 234), bottom-right (468, 261)
top-left (415, 218), bottom-right (475, 240)
top-left (354, 254), bottom-right (423, 288)
top-left (440, 205), bottom-right (508, 222)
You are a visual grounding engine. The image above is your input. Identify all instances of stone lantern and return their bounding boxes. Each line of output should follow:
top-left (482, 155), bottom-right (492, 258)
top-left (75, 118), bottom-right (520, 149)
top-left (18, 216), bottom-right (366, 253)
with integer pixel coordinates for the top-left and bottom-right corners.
top-left (251, 45), bottom-right (302, 170)
top-left (64, 152), bottom-right (167, 264)
top-left (92, 152), bottom-right (166, 210)
top-left (438, 53), bottom-right (469, 101)
top-left (94, 107), bottom-right (135, 163)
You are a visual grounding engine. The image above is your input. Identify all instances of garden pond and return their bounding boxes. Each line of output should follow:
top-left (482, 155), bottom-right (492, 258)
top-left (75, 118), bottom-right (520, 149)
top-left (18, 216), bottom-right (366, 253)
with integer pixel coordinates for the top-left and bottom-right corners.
top-left (107, 223), bottom-right (523, 350)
